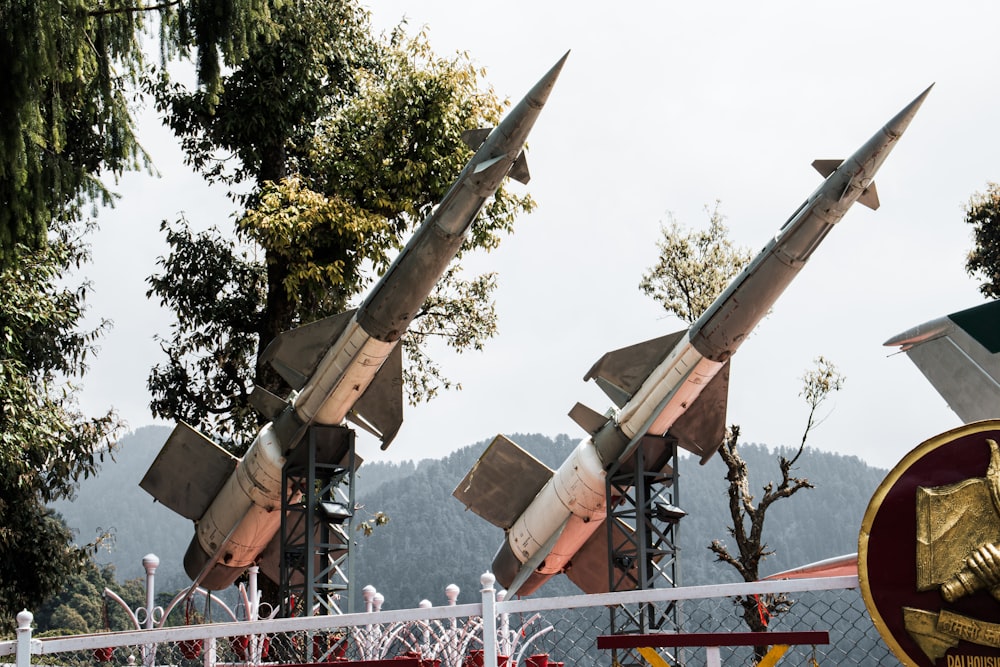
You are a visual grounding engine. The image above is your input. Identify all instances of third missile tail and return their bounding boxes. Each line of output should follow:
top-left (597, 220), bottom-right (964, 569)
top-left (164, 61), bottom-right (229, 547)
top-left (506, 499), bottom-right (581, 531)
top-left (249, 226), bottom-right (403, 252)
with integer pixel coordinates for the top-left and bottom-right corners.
top-left (140, 53), bottom-right (569, 590)
top-left (456, 85), bottom-right (931, 596)
top-left (885, 299), bottom-right (1000, 423)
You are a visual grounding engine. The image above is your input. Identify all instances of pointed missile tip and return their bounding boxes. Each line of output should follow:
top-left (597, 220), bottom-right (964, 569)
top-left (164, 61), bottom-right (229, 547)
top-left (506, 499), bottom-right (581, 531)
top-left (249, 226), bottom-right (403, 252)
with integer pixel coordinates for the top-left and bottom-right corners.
top-left (884, 83), bottom-right (934, 138)
top-left (524, 51), bottom-right (571, 107)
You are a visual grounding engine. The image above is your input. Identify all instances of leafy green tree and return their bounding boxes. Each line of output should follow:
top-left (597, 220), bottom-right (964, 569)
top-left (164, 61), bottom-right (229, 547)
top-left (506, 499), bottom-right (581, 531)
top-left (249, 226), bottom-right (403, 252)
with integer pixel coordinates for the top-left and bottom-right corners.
top-left (0, 227), bottom-right (124, 625)
top-left (0, 0), bottom-right (276, 266)
top-left (147, 9), bottom-right (534, 449)
top-left (34, 555), bottom-right (116, 635)
top-left (964, 182), bottom-right (1000, 298)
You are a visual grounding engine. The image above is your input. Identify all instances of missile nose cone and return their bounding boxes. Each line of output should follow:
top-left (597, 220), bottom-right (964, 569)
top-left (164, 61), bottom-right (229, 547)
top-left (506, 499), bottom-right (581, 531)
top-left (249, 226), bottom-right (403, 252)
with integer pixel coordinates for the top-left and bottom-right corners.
top-left (525, 51), bottom-right (571, 109)
top-left (884, 83), bottom-right (934, 139)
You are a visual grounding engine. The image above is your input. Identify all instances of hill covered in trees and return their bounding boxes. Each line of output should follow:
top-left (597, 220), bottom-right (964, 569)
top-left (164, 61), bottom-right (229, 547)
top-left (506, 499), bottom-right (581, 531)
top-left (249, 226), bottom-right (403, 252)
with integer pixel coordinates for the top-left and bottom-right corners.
top-left (52, 427), bottom-right (888, 610)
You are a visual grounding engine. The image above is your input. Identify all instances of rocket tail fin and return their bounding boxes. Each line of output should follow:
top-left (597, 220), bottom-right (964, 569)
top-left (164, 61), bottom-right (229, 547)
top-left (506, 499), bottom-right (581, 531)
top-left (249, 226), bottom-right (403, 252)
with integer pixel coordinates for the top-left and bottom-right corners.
top-left (461, 127), bottom-right (492, 150)
top-left (569, 402), bottom-right (608, 435)
top-left (260, 309), bottom-right (357, 390)
top-left (585, 330), bottom-right (688, 407)
top-left (857, 183), bottom-right (880, 210)
top-left (139, 422), bottom-right (238, 521)
top-left (565, 517), bottom-right (644, 594)
top-left (249, 385), bottom-right (288, 421)
top-left (347, 343), bottom-right (404, 450)
top-left (453, 434), bottom-right (554, 529)
top-left (509, 151), bottom-right (530, 184)
top-left (811, 159), bottom-right (843, 178)
top-left (668, 360), bottom-right (730, 464)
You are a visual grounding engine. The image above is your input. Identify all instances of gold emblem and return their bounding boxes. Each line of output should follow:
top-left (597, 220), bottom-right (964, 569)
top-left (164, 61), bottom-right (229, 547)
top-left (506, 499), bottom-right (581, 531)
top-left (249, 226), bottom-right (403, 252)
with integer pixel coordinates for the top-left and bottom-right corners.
top-left (904, 440), bottom-right (1000, 660)
top-left (860, 420), bottom-right (1000, 666)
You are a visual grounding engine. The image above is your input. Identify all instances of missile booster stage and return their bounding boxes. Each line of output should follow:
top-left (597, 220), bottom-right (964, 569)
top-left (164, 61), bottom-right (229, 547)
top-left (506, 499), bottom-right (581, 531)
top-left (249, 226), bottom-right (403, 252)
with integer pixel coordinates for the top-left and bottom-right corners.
top-left (455, 85), bottom-right (931, 596)
top-left (139, 53), bottom-right (568, 591)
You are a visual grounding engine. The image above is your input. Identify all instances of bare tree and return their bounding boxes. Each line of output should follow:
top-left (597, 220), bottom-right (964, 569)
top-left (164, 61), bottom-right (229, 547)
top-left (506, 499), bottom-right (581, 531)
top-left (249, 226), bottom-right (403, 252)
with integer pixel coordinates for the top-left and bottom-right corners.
top-left (709, 357), bottom-right (844, 653)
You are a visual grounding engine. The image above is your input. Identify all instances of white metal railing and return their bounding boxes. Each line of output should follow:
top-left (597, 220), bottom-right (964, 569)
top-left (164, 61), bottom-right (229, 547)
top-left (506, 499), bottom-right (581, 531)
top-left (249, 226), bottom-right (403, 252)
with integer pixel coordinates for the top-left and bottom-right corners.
top-left (1, 574), bottom-right (870, 667)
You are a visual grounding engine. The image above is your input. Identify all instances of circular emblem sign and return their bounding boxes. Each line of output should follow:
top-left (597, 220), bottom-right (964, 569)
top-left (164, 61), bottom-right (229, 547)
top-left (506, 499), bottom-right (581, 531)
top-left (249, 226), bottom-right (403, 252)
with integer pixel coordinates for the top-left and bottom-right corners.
top-left (861, 419), bottom-right (1000, 666)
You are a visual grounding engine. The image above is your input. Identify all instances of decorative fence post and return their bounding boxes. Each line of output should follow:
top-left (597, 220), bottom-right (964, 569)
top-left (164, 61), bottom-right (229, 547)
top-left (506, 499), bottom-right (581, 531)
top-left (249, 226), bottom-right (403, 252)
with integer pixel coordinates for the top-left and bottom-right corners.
top-left (480, 573), bottom-right (498, 667)
top-left (16, 610), bottom-right (34, 667)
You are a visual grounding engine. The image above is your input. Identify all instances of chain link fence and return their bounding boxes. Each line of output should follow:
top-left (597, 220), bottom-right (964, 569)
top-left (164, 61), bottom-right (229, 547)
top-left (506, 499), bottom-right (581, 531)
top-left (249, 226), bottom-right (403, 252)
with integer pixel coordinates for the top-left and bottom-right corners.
top-left (1, 576), bottom-right (898, 667)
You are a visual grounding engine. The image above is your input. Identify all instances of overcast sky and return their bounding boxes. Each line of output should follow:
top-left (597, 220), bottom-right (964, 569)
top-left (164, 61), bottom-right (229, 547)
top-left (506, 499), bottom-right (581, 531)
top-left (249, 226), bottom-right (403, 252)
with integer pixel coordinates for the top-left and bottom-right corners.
top-left (80, 1), bottom-right (1000, 473)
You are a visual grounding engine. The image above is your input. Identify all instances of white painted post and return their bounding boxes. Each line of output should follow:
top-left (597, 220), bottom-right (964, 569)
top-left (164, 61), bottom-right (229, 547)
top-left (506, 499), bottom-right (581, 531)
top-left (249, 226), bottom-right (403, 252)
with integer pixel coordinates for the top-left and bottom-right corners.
top-left (445, 584), bottom-right (459, 631)
top-left (705, 646), bottom-right (721, 667)
top-left (141, 554), bottom-right (159, 667)
top-left (496, 590), bottom-right (509, 658)
top-left (418, 599), bottom-right (432, 656)
top-left (16, 610), bottom-right (33, 667)
top-left (143, 554), bottom-right (159, 630)
top-left (480, 573), bottom-right (498, 667)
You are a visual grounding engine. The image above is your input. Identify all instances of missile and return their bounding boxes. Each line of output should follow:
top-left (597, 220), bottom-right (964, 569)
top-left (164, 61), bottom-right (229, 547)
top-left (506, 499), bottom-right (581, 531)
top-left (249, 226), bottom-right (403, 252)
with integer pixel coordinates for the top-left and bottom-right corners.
top-left (454, 85), bottom-right (931, 596)
top-left (884, 299), bottom-right (1000, 423)
top-left (139, 53), bottom-right (568, 590)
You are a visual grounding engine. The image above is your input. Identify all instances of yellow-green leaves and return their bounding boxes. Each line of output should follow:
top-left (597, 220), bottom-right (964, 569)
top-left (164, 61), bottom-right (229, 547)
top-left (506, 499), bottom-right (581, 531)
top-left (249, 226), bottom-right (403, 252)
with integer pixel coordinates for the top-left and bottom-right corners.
top-left (239, 176), bottom-right (390, 308)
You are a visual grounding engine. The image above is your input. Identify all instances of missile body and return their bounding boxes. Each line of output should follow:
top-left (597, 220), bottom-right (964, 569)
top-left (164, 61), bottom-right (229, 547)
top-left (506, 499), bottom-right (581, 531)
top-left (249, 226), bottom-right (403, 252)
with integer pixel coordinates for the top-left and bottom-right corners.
top-left (140, 54), bottom-right (568, 590)
top-left (885, 299), bottom-right (1000, 423)
top-left (455, 85), bottom-right (931, 596)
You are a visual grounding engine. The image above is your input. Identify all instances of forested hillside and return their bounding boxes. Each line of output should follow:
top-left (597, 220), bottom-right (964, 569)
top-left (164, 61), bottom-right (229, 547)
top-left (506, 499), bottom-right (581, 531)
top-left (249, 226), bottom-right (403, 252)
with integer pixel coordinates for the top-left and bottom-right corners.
top-left (52, 427), bottom-right (888, 610)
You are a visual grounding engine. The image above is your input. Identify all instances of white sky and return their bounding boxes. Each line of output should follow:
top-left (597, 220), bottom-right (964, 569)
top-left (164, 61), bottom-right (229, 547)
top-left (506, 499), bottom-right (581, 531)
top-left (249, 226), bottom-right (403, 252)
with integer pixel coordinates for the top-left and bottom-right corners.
top-left (80, 0), bottom-right (1000, 472)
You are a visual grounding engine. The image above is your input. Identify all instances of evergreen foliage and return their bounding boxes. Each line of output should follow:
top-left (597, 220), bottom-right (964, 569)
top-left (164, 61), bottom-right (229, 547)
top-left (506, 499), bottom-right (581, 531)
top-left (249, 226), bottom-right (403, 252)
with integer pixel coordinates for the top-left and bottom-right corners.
top-left (0, 0), bottom-right (275, 265)
top-left (53, 428), bottom-right (885, 612)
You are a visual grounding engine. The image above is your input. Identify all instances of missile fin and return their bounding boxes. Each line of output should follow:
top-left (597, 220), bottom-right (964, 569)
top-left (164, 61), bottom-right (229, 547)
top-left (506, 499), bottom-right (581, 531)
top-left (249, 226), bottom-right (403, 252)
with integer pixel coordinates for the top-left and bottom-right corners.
top-left (667, 360), bottom-right (730, 464)
top-left (509, 151), bottom-right (530, 185)
top-left (139, 422), bottom-right (238, 521)
top-left (568, 402), bottom-right (607, 436)
top-left (452, 434), bottom-right (554, 529)
top-left (811, 159), bottom-right (843, 178)
top-left (473, 155), bottom-right (507, 175)
top-left (858, 182), bottom-right (880, 210)
top-left (585, 330), bottom-right (688, 407)
top-left (260, 309), bottom-right (357, 390)
top-left (565, 517), bottom-right (641, 594)
top-left (346, 343), bottom-right (404, 450)
top-left (461, 127), bottom-right (492, 150)
top-left (249, 385), bottom-right (288, 421)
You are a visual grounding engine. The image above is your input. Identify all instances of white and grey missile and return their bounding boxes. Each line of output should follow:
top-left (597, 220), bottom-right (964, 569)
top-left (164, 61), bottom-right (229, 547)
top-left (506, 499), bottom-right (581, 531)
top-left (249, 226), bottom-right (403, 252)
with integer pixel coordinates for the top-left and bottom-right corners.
top-left (885, 299), bottom-right (1000, 423)
top-left (139, 53), bottom-right (568, 591)
top-left (455, 85), bottom-right (932, 596)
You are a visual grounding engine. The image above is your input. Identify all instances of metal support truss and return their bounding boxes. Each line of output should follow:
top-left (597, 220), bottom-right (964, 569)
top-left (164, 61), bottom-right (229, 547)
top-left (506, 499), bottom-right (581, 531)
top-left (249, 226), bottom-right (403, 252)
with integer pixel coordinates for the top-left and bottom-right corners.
top-left (605, 434), bottom-right (683, 665)
top-left (279, 425), bottom-right (357, 617)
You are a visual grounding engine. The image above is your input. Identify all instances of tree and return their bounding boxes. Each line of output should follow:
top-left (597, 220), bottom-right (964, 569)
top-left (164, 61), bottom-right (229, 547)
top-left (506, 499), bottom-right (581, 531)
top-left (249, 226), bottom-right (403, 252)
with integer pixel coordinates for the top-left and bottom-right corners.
top-left (0, 0), bottom-right (277, 266)
top-left (709, 357), bottom-right (844, 649)
top-left (639, 202), bottom-right (754, 324)
top-left (0, 0), bottom-right (290, 622)
top-left (640, 207), bottom-right (844, 652)
top-left (0, 227), bottom-right (123, 626)
top-left (964, 182), bottom-right (1000, 298)
top-left (147, 9), bottom-right (534, 449)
